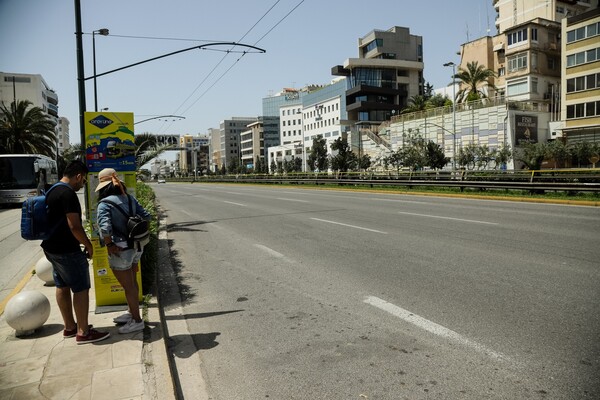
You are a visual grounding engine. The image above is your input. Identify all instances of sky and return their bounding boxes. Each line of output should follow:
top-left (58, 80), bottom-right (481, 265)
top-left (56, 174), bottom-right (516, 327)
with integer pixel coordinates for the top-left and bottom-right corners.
top-left (0, 0), bottom-right (496, 148)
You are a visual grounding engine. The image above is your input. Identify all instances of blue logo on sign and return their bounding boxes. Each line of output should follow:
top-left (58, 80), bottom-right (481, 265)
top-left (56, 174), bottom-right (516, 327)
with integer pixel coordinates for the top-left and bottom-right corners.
top-left (89, 115), bottom-right (114, 129)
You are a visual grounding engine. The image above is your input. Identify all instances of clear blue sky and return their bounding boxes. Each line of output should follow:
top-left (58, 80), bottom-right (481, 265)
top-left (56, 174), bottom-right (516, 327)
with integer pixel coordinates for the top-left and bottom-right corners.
top-left (0, 0), bottom-right (496, 145)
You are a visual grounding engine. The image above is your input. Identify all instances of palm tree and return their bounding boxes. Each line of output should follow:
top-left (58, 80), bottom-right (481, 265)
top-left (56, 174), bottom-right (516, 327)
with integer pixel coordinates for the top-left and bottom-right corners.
top-left (401, 95), bottom-right (428, 113)
top-left (134, 132), bottom-right (174, 171)
top-left (454, 61), bottom-right (497, 103)
top-left (0, 100), bottom-right (56, 156)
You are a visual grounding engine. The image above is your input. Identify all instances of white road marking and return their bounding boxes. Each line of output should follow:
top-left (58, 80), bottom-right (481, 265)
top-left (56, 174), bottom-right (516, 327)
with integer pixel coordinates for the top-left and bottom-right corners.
top-left (398, 211), bottom-right (498, 225)
top-left (276, 197), bottom-right (309, 203)
top-left (253, 244), bottom-right (294, 263)
top-left (372, 198), bottom-right (436, 205)
top-left (310, 218), bottom-right (387, 234)
top-left (223, 201), bottom-right (246, 207)
top-left (224, 191), bottom-right (244, 195)
top-left (364, 296), bottom-right (508, 361)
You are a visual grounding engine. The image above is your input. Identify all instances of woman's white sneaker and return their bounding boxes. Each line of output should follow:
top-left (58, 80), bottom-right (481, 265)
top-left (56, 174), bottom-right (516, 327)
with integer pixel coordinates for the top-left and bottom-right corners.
top-left (118, 319), bottom-right (145, 334)
top-left (113, 312), bottom-right (132, 324)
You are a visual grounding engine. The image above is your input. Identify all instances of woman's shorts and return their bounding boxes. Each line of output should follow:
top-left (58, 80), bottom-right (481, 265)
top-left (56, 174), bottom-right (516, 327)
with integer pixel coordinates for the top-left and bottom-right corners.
top-left (109, 248), bottom-right (143, 271)
top-left (44, 250), bottom-right (90, 293)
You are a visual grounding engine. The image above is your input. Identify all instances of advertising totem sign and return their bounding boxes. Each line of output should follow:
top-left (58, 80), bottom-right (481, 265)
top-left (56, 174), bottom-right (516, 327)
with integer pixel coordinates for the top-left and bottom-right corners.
top-left (84, 112), bottom-right (142, 309)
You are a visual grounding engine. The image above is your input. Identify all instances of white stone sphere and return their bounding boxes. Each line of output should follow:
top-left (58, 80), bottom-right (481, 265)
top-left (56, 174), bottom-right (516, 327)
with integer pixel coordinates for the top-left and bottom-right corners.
top-left (35, 256), bottom-right (55, 285)
top-left (5, 291), bottom-right (51, 336)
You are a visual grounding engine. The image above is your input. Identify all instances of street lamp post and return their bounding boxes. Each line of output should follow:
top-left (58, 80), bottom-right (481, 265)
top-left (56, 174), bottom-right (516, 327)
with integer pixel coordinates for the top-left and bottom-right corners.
top-left (443, 62), bottom-right (457, 172)
top-left (92, 28), bottom-right (109, 112)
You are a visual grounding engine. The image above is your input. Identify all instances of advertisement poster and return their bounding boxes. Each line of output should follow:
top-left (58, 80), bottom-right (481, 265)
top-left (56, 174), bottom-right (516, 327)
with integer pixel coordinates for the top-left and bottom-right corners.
top-left (515, 115), bottom-right (538, 145)
top-left (85, 112), bottom-right (142, 309)
top-left (84, 112), bottom-right (136, 172)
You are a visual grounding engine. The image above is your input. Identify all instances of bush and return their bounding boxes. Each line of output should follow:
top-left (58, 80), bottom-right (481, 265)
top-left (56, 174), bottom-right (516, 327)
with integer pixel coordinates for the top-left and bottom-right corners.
top-left (136, 181), bottom-right (158, 294)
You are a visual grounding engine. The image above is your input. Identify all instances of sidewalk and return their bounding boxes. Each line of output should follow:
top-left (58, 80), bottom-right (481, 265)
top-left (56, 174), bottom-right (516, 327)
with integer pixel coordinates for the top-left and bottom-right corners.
top-left (0, 266), bottom-right (175, 400)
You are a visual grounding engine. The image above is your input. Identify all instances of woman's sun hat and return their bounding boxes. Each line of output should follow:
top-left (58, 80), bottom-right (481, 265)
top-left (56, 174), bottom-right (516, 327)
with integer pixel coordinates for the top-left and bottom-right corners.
top-left (95, 168), bottom-right (123, 192)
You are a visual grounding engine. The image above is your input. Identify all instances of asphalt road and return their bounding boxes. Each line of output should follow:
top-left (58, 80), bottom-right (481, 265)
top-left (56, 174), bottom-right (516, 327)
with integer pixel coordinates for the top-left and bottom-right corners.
top-left (0, 206), bottom-right (44, 303)
top-left (142, 184), bottom-right (599, 398)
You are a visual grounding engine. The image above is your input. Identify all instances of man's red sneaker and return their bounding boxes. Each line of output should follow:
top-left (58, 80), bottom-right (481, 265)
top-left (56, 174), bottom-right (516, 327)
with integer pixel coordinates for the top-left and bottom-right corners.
top-left (76, 328), bottom-right (110, 344)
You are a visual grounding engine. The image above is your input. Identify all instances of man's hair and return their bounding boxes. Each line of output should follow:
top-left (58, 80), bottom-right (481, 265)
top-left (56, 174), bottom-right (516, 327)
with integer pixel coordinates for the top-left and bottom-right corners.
top-left (63, 160), bottom-right (88, 178)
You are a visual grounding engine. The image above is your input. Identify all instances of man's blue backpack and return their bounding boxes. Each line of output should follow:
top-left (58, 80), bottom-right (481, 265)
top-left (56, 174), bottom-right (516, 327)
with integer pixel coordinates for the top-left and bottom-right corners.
top-left (21, 182), bottom-right (70, 241)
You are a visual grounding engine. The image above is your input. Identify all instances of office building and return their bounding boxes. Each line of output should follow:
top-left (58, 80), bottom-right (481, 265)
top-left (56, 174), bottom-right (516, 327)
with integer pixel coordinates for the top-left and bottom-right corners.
top-left (561, 6), bottom-right (600, 143)
top-left (332, 26), bottom-right (424, 123)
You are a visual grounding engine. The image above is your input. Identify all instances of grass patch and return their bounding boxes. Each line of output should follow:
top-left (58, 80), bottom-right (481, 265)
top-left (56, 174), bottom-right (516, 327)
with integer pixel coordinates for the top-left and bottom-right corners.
top-left (136, 181), bottom-right (159, 294)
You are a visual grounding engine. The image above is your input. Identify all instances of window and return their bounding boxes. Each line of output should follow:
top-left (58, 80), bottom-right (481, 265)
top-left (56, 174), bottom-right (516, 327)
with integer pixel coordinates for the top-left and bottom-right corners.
top-left (531, 28), bottom-right (538, 42)
top-left (508, 28), bottom-right (528, 46)
top-left (587, 49), bottom-right (597, 62)
top-left (507, 78), bottom-right (529, 96)
top-left (531, 52), bottom-right (538, 69)
top-left (508, 53), bottom-right (527, 72)
top-left (548, 57), bottom-right (556, 70)
top-left (567, 48), bottom-right (600, 67)
top-left (365, 38), bottom-right (383, 52)
top-left (498, 67), bottom-right (506, 76)
top-left (567, 22), bottom-right (600, 43)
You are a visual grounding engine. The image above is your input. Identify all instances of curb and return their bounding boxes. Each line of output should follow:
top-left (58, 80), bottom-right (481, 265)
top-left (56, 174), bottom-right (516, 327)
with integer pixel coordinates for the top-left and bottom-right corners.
top-left (156, 210), bottom-right (210, 400)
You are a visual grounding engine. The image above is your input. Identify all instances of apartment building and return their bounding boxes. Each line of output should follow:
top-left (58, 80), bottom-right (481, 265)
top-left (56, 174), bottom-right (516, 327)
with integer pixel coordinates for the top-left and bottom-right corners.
top-left (179, 134), bottom-right (209, 175)
top-left (213, 117), bottom-right (258, 171)
top-left (332, 26), bottom-right (424, 123)
top-left (494, 0), bottom-right (598, 34)
top-left (0, 72), bottom-right (59, 122)
top-left (57, 117), bottom-right (71, 156)
top-left (561, 6), bottom-right (600, 143)
top-left (240, 116), bottom-right (279, 170)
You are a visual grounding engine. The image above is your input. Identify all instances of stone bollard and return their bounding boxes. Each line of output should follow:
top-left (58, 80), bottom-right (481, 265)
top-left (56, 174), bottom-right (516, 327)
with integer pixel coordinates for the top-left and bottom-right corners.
top-left (4, 291), bottom-right (51, 336)
top-left (35, 256), bottom-right (55, 285)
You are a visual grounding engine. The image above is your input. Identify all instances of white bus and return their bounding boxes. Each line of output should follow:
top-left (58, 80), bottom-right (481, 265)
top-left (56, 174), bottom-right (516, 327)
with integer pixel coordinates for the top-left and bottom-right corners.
top-left (0, 154), bottom-right (58, 205)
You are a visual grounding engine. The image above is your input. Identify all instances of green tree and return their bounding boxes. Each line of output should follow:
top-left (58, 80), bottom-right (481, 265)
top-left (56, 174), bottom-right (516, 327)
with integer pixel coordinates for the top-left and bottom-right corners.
top-left (454, 61), bottom-right (497, 103)
top-left (330, 137), bottom-right (357, 173)
top-left (227, 158), bottom-right (240, 174)
top-left (384, 150), bottom-right (404, 174)
top-left (270, 159), bottom-right (277, 174)
top-left (474, 145), bottom-right (493, 170)
top-left (494, 144), bottom-right (512, 169)
top-left (357, 154), bottom-right (372, 171)
top-left (545, 140), bottom-right (569, 168)
top-left (457, 143), bottom-right (477, 170)
top-left (426, 93), bottom-right (450, 108)
top-left (426, 141), bottom-right (449, 170)
top-left (0, 100), bottom-right (56, 156)
top-left (402, 95), bottom-right (428, 114)
top-left (516, 142), bottom-right (547, 170)
top-left (402, 132), bottom-right (427, 171)
top-left (255, 155), bottom-right (263, 174)
top-left (569, 141), bottom-right (593, 168)
top-left (307, 136), bottom-right (328, 172)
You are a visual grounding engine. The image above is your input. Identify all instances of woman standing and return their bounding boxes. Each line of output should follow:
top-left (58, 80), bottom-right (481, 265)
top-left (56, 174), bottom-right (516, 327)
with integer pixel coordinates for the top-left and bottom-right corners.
top-left (95, 168), bottom-right (151, 334)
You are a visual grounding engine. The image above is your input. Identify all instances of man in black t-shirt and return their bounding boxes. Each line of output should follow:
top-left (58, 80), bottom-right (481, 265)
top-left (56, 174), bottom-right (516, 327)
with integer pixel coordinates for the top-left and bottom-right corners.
top-left (42, 160), bottom-right (110, 344)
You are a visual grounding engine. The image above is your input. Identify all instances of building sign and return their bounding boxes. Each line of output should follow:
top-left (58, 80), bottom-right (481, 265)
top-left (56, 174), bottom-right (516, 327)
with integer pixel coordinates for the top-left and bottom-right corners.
top-left (515, 115), bottom-right (538, 144)
top-left (84, 112), bottom-right (136, 172)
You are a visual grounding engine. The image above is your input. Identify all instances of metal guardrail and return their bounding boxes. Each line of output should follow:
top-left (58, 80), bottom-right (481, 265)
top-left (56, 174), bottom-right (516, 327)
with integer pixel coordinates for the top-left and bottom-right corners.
top-left (176, 169), bottom-right (600, 193)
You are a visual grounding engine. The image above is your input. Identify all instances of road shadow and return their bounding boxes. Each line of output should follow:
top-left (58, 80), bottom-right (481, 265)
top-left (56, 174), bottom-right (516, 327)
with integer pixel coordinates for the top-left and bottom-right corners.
top-left (163, 309), bottom-right (244, 321)
top-left (166, 220), bottom-right (215, 233)
top-left (167, 332), bottom-right (221, 358)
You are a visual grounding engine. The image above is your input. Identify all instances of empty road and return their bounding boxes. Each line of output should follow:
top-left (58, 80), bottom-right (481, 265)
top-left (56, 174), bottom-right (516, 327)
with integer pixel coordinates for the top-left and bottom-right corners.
top-left (155, 183), bottom-right (599, 399)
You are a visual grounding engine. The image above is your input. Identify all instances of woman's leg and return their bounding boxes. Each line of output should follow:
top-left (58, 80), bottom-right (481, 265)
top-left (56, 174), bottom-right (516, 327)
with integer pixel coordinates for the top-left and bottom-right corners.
top-left (112, 268), bottom-right (141, 321)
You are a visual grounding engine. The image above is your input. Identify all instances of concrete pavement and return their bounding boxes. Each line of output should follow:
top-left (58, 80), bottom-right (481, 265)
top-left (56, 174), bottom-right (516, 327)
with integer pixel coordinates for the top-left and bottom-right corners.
top-left (0, 262), bottom-right (175, 400)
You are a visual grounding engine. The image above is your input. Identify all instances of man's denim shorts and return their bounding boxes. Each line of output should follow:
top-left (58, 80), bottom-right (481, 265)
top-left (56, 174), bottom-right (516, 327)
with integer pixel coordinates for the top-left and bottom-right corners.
top-left (44, 250), bottom-right (90, 293)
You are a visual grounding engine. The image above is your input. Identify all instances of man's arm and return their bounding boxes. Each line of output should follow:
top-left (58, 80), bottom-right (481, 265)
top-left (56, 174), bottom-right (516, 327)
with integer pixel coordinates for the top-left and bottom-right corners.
top-left (66, 213), bottom-right (93, 258)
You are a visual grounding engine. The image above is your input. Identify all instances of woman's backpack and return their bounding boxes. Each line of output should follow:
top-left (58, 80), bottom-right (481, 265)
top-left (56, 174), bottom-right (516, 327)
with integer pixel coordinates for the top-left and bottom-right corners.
top-left (100, 195), bottom-right (150, 251)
